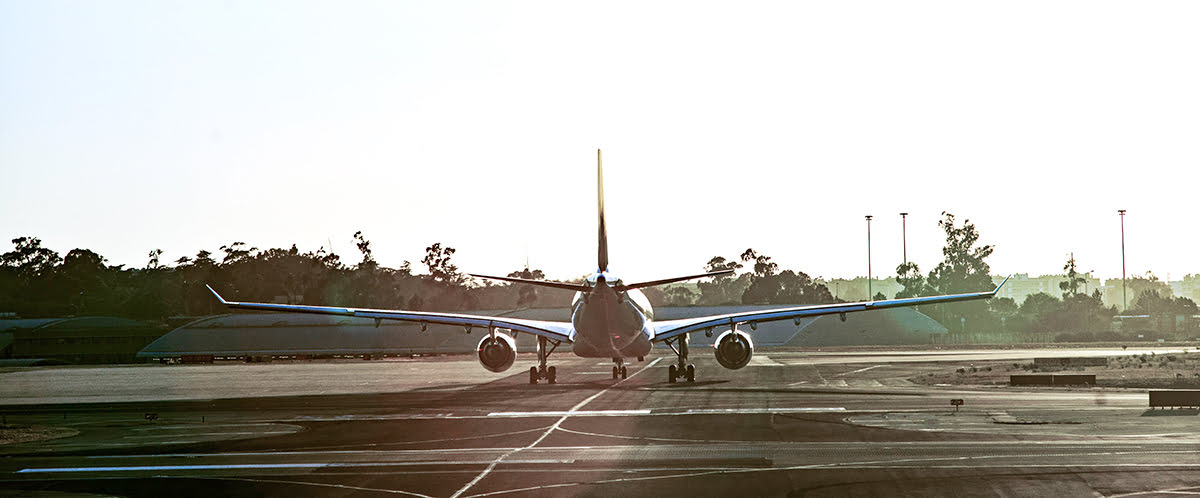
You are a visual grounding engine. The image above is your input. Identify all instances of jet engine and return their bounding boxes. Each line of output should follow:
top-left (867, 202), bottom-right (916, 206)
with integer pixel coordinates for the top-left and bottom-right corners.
top-left (713, 329), bottom-right (753, 370)
top-left (476, 333), bottom-right (517, 373)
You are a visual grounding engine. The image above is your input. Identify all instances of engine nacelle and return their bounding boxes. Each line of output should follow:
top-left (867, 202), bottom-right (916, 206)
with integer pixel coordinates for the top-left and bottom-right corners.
top-left (476, 333), bottom-right (517, 373)
top-left (713, 329), bottom-right (754, 370)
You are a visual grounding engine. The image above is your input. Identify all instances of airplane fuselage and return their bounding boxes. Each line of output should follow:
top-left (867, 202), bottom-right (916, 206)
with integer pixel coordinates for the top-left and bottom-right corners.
top-left (568, 274), bottom-right (654, 358)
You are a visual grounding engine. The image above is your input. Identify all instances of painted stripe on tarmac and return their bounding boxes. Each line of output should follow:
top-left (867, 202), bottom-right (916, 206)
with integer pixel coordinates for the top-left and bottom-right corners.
top-left (684, 407), bottom-right (845, 414)
top-left (488, 410), bottom-right (651, 417)
top-left (18, 460), bottom-right (577, 474)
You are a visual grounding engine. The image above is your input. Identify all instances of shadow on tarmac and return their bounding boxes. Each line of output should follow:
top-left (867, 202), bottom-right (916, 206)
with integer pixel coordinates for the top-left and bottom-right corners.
top-left (1141, 408), bottom-right (1199, 416)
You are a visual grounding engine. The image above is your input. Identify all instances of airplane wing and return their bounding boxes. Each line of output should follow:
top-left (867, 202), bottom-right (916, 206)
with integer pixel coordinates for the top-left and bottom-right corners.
top-left (652, 276), bottom-right (1009, 342)
top-left (206, 285), bottom-right (573, 343)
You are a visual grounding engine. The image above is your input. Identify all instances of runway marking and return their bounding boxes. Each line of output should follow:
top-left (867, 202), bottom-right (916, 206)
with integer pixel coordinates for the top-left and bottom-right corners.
top-left (488, 410), bottom-right (651, 417)
top-left (181, 476), bottom-right (434, 497)
top-left (17, 460), bottom-right (579, 474)
top-left (450, 357), bottom-right (663, 498)
top-left (684, 407), bottom-right (844, 414)
top-left (833, 364), bottom-right (883, 377)
top-left (463, 450), bottom-right (1200, 497)
top-left (1111, 485), bottom-right (1200, 497)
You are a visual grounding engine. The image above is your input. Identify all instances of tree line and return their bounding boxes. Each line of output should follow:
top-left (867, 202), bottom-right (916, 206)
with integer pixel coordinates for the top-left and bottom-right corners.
top-left (0, 234), bottom-right (575, 320)
top-left (4, 213), bottom-right (1192, 339)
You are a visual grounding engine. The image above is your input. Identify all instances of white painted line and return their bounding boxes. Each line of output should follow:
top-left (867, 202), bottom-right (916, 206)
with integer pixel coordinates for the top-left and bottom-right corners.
top-left (19, 463), bottom-right (327, 473)
top-left (834, 365), bottom-right (883, 377)
top-left (685, 407), bottom-right (845, 414)
top-left (19, 460), bottom-right (578, 474)
top-left (488, 410), bottom-right (651, 417)
top-left (451, 357), bottom-right (663, 498)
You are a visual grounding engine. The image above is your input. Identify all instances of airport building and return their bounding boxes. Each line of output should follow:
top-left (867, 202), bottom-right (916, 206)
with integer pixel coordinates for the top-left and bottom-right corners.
top-left (0, 316), bottom-right (167, 364)
top-left (991, 273), bottom-right (1103, 306)
top-left (137, 307), bottom-right (948, 361)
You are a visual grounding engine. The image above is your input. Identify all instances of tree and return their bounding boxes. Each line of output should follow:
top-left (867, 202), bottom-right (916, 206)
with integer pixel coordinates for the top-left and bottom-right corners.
top-left (894, 261), bottom-right (930, 299)
top-left (740, 248), bottom-right (778, 278)
top-left (663, 286), bottom-right (697, 306)
top-left (352, 231), bottom-right (377, 270)
top-left (697, 256), bottom-right (747, 305)
top-left (146, 249), bottom-right (164, 270)
top-left (1, 236), bottom-right (62, 279)
top-left (1059, 253), bottom-right (1087, 299)
top-left (421, 243), bottom-right (460, 283)
top-left (219, 242), bottom-right (257, 265)
top-left (925, 213), bottom-right (995, 332)
top-left (507, 266), bottom-right (546, 307)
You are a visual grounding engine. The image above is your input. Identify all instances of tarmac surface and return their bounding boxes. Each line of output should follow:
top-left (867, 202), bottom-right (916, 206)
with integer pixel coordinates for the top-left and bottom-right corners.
top-left (2, 346), bottom-right (1199, 497)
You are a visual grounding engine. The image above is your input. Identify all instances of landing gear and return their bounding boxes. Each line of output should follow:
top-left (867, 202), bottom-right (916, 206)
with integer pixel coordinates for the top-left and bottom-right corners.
top-left (528, 336), bottom-right (560, 385)
top-left (611, 358), bottom-right (627, 380)
top-left (665, 335), bottom-right (696, 383)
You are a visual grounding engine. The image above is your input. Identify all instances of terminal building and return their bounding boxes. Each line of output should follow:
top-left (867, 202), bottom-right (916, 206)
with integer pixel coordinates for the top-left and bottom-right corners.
top-left (137, 307), bottom-right (947, 361)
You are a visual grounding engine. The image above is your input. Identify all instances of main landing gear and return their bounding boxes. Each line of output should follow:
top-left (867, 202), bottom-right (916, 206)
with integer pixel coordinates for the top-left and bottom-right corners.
top-left (529, 336), bottom-right (560, 384)
top-left (664, 335), bottom-right (696, 383)
top-left (611, 358), bottom-right (628, 380)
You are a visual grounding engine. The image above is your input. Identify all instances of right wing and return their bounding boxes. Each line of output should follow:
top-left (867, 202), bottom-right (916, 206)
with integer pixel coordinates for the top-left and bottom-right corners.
top-left (206, 285), bottom-right (573, 343)
top-left (653, 276), bottom-right (1009, 342)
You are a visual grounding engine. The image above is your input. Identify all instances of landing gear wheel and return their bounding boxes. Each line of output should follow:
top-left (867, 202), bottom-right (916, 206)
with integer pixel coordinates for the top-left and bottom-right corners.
top-left (529, 366), bottom-right (538, 385)
top-left (548, 366), bottom-right (557, 384)
top-left (685, 364), bottom-right (695, 383)
top-left (620, 366), bottom-right (628, 379)
top-left (668, 364), bottom-right (677, 383)
top-left (612, 366), bottom-right (619, 379)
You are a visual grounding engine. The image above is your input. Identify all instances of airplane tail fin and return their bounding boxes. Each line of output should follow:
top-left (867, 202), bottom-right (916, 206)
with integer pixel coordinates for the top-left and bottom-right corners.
top-left (597, 149), bottom-right (608, 273)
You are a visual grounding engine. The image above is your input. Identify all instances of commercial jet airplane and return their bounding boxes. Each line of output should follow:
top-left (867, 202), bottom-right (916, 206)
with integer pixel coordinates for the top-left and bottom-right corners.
top-left (208, 150), bottom-right (1007, 384)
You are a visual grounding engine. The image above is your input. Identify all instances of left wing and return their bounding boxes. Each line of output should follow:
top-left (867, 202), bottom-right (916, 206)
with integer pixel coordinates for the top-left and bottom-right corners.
top-left (206, 285), bottom-right (573, 343)
top-left (653, 276), bottom-right (1009, 342)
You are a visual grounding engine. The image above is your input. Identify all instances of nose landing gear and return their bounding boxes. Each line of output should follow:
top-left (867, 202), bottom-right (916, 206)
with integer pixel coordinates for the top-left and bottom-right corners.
top-left (611, 358), bottom-right (627, 380)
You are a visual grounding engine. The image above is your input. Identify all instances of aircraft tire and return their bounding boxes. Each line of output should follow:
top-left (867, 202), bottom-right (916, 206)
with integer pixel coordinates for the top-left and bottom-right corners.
top-left (685, 364), bottom-right (695, 383)
top-left (548, 366), bottom-right (557, 384)
top-left (620, 366), bottom-right (627, 379)
top-left (668, 364), bottom-right (677, 383)
top-left (529, 366), bottom-right (538, 384)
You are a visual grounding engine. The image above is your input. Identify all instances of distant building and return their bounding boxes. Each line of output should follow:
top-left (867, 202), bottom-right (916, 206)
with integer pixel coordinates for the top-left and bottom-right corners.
top-left (0, 317), bottom-right (167, 364)
top-left (992, 273), bottom-right (1102, 306)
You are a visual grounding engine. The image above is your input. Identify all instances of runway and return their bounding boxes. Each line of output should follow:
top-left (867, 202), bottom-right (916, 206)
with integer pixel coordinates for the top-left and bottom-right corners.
top-left (3, 347), bottom-right (1199, 496)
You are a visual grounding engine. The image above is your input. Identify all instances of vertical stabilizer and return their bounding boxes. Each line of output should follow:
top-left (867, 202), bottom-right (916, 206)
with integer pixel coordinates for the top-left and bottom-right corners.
top-left (597, 149), bottom-right (608, 273)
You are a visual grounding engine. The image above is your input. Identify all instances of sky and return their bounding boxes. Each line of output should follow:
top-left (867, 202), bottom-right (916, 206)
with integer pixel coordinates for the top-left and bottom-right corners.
top-left (2, 1), bottom-right (1199, 283)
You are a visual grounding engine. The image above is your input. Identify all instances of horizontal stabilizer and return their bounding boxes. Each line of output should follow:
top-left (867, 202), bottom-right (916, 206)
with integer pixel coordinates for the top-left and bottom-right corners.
top-left (469, 273), bottom-right (592, 292)
top-left (613, 269), bottom-right (734, 292)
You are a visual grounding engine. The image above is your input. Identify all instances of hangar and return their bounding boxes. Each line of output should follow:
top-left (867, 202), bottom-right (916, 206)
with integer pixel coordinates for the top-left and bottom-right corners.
top-left (1, 316), bottom-right (166, 364)
top-left (137, 307), bottom-right (947, 361)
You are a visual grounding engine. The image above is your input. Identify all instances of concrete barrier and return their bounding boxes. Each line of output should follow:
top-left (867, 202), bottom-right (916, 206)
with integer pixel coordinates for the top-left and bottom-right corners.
top-left (1010, 375), bottom-right (1053, 386)
top-left (1010, 374), bottom-right (1096, 386)
top-left (1149, 390), bottom-right (1200, 408)
top-left (1051, 374), bottom-right (1096, 385)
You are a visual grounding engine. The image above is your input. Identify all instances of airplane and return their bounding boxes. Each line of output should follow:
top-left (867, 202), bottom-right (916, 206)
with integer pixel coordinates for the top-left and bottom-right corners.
top-left (207, 150), bottom-right (1008, 385)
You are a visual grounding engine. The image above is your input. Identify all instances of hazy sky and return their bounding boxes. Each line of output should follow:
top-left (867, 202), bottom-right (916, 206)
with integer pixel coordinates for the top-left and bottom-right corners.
top-left (3, 1), bottom-right (1198, 283)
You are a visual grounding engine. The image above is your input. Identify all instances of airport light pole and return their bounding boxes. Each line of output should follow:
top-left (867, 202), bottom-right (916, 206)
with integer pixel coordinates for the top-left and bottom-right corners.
top-left (1118, 209), bottom-right (1127, 311)
top-left (900, 212), bottom-right (908, 266)
top-left (865, 215), bottom-right (873, 300)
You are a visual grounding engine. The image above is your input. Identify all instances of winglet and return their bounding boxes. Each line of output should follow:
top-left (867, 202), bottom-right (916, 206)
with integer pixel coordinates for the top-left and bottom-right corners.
top-left (205, 284), bottom-right (228, 305)
top-left (992, 275), bottom-right (1011, 295)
